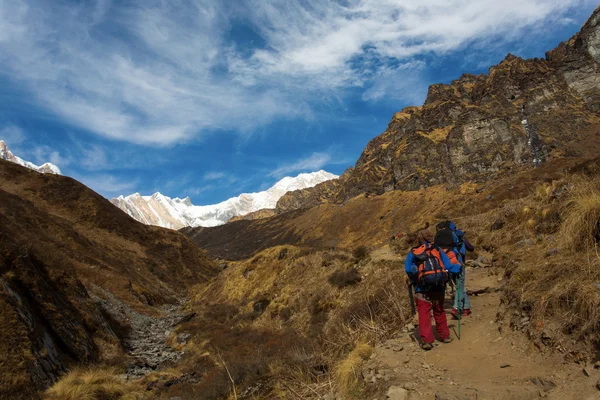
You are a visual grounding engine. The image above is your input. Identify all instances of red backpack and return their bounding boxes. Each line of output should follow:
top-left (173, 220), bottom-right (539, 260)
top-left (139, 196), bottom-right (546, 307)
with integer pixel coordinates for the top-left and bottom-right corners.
top-left (411, 243), bottom-right (449, 286)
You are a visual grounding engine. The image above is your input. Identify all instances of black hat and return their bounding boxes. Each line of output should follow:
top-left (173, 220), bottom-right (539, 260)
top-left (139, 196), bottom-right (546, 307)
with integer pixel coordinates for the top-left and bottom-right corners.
top-left (434, 229), bottom-right (455, 249)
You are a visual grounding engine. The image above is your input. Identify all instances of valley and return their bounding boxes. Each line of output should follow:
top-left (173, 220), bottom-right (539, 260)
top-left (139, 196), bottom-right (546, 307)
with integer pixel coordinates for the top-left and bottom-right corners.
top-left (1, 5), bottom-right (600, 400)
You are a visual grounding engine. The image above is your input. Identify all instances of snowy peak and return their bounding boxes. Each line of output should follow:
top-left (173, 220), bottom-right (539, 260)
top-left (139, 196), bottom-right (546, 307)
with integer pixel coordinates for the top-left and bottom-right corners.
top-left (112, 170), bottom-right (338, 229)
top-left (0, 140), bottom-right (62, 175)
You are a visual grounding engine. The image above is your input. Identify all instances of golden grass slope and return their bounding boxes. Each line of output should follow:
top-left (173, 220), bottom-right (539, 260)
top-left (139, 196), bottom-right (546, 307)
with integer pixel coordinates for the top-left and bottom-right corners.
top-left (44, 369), bottom-right (146, 400)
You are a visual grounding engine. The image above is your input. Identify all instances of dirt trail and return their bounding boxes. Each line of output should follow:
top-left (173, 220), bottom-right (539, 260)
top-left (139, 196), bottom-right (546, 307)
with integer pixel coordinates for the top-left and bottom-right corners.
top-left (367, 246), bottom-right (600, 400)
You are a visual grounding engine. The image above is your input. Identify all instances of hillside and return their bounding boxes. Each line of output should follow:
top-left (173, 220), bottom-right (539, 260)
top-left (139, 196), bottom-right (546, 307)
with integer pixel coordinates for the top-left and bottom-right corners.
top-left (183, 157), bottom-right (594, 260)
top-left (275, 7), bottom-right (600, 213)
top-left (0, 159), bottom-right (217, 399)
top-left (141, 154), bottom-right (600, 399)
top-left (6, 6), bottom-right (600, 400)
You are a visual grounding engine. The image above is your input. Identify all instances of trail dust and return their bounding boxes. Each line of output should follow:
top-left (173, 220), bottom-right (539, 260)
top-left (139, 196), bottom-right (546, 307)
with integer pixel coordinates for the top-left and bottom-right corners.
top-left (365, 246), bottom-right (600, 400)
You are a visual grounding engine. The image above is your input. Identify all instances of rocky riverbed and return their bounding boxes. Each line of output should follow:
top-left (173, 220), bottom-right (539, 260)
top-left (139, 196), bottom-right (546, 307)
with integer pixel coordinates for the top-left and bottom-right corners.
top-left (91, 286), bottom-right (191, 379)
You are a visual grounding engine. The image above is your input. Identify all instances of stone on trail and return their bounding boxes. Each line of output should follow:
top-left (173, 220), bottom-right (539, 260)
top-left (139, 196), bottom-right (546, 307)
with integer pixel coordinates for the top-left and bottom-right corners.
top-left (386, 386), bottom-right (408, 400)
top-left (583, 367), bottom-right (592, 377)
top-left (434, 393), bottom-right (465, 400)
top-left (529, 377), bottom-right (556, 392)
top-left (500, 363), bottom-right (511, 368)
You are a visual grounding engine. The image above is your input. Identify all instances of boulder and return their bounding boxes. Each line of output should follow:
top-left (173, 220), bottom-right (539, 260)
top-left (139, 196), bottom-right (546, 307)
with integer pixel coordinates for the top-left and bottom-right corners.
top-left (386, 386), bottom-right (408, 400)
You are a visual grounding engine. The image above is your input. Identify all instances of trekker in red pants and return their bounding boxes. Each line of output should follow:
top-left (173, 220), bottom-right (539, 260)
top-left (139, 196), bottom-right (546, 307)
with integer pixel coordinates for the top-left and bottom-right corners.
top-left (405, 229), bottom-right (461, 350)
top-left (415, 291), bottom-right (448, 345)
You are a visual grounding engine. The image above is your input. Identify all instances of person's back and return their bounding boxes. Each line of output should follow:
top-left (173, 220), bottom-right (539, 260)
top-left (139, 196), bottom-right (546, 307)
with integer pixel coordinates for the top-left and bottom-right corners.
top-left (405, 228), bottom-right (461, 350)
top-left (435, 221), bottom-right (474, 318)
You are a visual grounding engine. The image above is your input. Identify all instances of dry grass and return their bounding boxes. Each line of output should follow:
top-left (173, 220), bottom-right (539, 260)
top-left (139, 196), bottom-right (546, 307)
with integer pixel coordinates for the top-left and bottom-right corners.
top-left (44, 368), bottom-right (146, 400)
top-left (558, 177), bottom-right (600, 251)
top-left (417, 125), bottom-right (454, 144)
top-left (181, 245), bottom-right (412, 398)
top-left (449, 174), bottom-right (600, 358)
top-left (335, 343), bottom-right (372, 394)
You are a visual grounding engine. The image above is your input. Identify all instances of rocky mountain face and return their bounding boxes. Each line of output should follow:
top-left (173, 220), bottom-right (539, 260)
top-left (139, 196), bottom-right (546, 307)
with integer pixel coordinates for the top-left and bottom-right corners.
top-left (276, 7), bottom-right (600, 213)
top-left (0, 159), bottom-right (217, 399)
top-left (111, 170), bottom-right (337, 229)
top-left (227, 208), bottom-right (277, 223)
top-left (0, 140), bottom-right (61, 174)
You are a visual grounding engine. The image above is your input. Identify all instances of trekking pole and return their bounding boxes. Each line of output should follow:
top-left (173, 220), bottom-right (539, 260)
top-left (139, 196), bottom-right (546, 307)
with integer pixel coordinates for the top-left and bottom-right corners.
top-left (457, 274), bottom-right (462, 340)
top-left (407, 283), bottom-right (416, 316)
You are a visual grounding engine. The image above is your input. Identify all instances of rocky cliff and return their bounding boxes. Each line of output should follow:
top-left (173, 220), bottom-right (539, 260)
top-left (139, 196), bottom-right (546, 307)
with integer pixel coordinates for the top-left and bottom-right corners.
top-left (276, 7), bottom-right (600, 213)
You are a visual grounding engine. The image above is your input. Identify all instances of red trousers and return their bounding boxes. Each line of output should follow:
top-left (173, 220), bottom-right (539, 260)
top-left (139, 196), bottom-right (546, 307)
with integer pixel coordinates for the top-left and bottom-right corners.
top-left (416, 291), bottom-right (449, 343)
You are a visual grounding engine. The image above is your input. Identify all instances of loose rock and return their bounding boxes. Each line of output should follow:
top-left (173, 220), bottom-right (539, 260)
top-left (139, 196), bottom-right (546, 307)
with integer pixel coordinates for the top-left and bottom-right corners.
top-left (177, 333), bottom-right (191, 344)
top-left (386, 386), bottom-right (408, 400)
top-left (529, 377), bottom-right (556, 392)
top-left (91, 286), bottom-right (186, 380)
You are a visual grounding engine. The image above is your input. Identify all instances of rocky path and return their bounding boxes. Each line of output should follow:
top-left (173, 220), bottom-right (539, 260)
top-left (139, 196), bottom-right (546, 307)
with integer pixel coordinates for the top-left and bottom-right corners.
top-left (366, 248), bottom-right (600, 400)
top-left (122, 303), bottom-right (187, 379)
top-left (92, 287), bottom-right (190, 379)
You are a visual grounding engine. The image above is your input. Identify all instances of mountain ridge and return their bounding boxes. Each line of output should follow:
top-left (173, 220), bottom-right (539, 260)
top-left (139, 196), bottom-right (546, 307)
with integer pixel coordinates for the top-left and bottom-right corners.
top-left (111, 170), bottom-right (338, 229)
top-left (0, 140), bottom-right (61, 174)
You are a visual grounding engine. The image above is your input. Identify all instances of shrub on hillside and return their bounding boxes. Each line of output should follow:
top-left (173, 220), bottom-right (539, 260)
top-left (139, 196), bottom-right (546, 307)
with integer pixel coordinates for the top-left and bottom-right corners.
top-left (352, 246), bottom-right (369, 260)
top-left (335, 343), bottom-right (372, 395)
top-left (558, 178), bottom-right (600, 251)
top-left (328, 268), bottom-right (362, 288)
top-left (45, 368), bottom-right (146, 400)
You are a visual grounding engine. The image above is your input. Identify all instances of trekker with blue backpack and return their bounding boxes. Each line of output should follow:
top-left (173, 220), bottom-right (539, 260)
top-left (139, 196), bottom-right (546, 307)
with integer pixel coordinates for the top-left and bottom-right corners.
top-left (435, 221), bottom-right (475, 319)
top-left (405, 229), bottom-right (462, 350)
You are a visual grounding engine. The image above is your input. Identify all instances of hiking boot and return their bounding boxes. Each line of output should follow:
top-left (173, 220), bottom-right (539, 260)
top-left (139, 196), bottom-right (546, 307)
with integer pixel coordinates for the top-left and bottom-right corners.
top-left (421, 342), bottom-right (433, 351)
top-left (450, 308), bottom-right (459, 319)
top-left (462, 309), bottom-right (472, 317)
top-left (442, 337), bottom-right (453, 344)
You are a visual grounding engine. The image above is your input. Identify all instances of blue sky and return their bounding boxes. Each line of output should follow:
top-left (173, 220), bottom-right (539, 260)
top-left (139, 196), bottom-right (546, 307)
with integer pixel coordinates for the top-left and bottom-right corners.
top-left (0, 0), bottom-right (597, 203)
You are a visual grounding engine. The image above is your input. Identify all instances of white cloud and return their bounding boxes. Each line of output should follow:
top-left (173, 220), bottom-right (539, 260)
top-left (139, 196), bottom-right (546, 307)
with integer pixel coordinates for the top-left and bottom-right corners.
top-left (203, 172), bottom-right (226, 181)
top-left (202, 171), bottom-right (239, 184)
top-left (78, 145), bottom-right (109, 170)
top-left (0, 0), bottom-right (594, 146)
top-left (76, 173), bottom-right (138, 197)
top-left (31, 145), bottom-right (71, 168)
top-left (269, 152), bottom-right (331, 177)
top-left (361, 61), bottom-right (428, 104)
top-left (0, 125), bottom-right (25, 145)
top-left (187, 185), bottom-right (215, 198)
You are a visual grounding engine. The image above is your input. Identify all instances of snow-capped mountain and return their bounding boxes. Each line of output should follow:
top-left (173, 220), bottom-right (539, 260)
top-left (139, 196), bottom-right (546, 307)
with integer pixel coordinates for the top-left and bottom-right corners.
top-left (111, 170), bottom-right (338, 229)
top-left (0, 140), bottom-right (61, 174)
